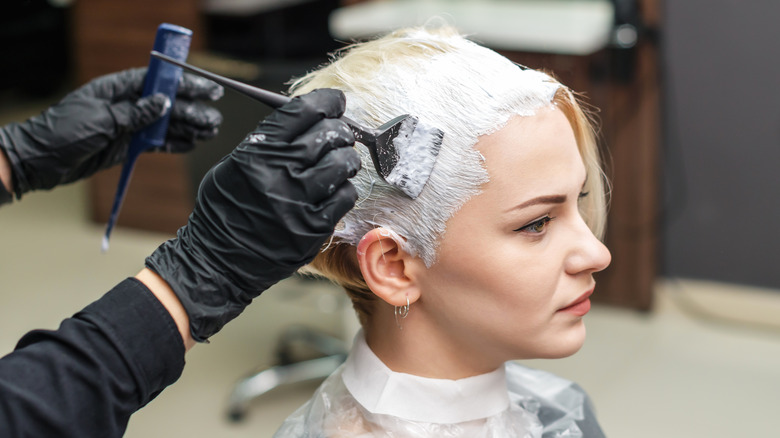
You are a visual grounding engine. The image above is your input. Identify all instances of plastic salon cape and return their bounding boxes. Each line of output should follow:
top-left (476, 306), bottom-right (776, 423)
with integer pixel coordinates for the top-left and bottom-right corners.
top-left (273, 332), bottom-right (605, 438)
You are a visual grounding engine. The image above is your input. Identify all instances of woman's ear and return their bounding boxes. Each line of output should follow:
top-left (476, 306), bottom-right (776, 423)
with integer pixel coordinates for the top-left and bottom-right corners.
top-left (356, 228), bottom-right (423, 307)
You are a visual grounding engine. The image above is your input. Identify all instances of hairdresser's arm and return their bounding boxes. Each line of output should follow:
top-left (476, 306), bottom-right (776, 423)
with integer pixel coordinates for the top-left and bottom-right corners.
top-left (0, 68), bottom-right (223, 206)
top-left (136, 268), bottom-right (196, 351)
top-left (0, 89), bottom-right (358, 438)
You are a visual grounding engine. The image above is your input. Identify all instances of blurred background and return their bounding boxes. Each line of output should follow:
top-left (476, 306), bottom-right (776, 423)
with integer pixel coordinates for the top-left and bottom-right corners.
top-left (1, 0), bottom-right (779, 436)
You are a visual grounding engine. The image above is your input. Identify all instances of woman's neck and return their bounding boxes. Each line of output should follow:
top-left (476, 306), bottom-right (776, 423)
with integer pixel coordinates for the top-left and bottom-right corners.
top-left (364, 303), bottom-right (504, 380)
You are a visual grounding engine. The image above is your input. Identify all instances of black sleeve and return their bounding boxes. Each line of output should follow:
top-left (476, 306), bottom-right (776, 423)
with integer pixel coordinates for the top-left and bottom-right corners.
top-left (0, 278), bottom-right (186, 437)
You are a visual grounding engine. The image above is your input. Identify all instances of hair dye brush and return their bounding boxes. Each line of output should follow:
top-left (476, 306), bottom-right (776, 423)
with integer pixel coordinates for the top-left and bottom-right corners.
top-left (151, 51), bottom-right (442, 199)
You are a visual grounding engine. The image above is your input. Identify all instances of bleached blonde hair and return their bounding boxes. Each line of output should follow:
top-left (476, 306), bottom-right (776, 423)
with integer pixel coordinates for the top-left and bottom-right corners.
top-left (292, 25), bottom-right (607, 325)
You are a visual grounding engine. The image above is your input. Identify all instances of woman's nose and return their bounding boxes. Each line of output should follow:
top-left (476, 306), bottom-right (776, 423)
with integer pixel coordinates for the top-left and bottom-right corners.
top-left (565, 218), bottom-right (612, 275)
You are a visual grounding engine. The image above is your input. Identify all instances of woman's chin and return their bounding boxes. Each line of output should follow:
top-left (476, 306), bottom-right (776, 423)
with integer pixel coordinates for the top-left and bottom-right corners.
top-left (541, 324), bottom-right (587, 359)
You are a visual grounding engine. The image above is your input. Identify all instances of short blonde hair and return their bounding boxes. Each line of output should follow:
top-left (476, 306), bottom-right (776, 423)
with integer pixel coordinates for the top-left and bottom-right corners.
top-left (293, 25), bottom-right (607, 326)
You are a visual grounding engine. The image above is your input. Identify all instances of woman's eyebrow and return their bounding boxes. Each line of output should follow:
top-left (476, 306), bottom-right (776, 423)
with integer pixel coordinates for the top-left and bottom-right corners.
top-left (508, 175), bottom-right (587, 212)
top-left (510, 194), bottom-right (567, 211)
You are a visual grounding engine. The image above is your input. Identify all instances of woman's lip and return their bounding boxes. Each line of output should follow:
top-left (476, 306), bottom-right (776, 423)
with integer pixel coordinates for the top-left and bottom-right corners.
top-left (558, 290), bottom-right (594, 316)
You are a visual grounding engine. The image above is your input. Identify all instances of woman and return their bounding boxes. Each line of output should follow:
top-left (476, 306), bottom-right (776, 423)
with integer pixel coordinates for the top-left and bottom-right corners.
top-left (275, 24), bottom-right (612, 437)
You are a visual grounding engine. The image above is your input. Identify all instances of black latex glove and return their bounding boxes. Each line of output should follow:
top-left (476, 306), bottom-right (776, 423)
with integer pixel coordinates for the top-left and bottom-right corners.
top-left (0, 67), bottom-right (223, 202)
top-left (145, 89), bottom-right (360, 342)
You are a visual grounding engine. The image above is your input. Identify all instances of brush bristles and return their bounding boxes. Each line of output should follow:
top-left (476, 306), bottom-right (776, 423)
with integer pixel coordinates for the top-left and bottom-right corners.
top-left (386, 118), bottom-right (444, 199)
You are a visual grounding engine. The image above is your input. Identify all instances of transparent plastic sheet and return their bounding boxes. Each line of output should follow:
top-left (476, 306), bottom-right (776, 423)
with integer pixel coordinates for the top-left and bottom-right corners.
top-left (273, 362), bottom-right (604, 438)
top-left (506, 363), bottom-right (605, 438)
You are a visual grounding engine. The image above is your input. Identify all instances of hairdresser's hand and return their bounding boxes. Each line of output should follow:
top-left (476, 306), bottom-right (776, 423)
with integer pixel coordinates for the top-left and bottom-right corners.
top-left (145, 88), bottom-right (360, 342)
top-left (0, 67), bottom-right (223, 202)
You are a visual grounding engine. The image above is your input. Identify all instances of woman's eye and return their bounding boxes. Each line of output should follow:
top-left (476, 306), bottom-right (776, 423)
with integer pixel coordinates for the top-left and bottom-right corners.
top-left (578, 191), bottom-right (590, 201)
top-left (514, 216), bottom-right (554, 234)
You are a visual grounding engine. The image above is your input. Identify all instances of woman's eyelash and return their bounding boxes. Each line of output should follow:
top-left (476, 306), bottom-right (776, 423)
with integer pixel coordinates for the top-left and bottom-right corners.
top-left (513, 192), bottom-right (586, 234)
top-left (514, 216), bottom-right (554, 233)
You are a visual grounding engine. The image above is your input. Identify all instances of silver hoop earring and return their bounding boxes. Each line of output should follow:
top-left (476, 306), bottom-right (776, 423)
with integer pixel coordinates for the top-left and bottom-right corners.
top-left (394, 296), bottom-right (410, 330)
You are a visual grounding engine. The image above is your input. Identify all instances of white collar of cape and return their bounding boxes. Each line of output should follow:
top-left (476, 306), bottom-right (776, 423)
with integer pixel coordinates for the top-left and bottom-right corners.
top-left (341, 330), bottom-right (510, 424)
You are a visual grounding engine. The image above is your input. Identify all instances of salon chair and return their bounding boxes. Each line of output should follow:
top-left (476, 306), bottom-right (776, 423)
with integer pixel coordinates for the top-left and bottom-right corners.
top-left (226, 327), bottom-right (347, 421)
top-left (225, 276), bottom-right (359, 422)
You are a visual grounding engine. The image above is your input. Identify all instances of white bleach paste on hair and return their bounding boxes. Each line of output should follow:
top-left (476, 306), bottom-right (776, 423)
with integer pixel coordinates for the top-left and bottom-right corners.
top-left (291, 25), bottom-right (561, 266)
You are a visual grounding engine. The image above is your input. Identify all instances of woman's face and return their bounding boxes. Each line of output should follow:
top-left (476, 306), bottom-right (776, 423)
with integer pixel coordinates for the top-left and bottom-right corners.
top-left (415, 107), bottom-right (611, 369)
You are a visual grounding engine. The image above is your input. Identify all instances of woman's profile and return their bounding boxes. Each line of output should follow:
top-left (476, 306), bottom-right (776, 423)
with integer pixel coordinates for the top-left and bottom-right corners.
top-left (274, 23), bottom-right (612, 437)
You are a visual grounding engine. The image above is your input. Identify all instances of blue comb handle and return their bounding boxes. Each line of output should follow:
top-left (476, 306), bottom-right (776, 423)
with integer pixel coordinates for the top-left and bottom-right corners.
top-left (102, 23), bottom-right (192, 251)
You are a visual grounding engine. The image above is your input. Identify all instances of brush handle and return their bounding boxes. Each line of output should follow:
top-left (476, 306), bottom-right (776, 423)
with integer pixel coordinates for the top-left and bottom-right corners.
top-left (151, 51), bottom-right (290, 108)
top-left (150, 51), bottom-right (377, 140)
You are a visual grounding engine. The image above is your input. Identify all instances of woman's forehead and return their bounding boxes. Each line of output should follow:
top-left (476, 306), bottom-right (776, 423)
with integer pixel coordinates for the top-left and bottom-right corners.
top-left (475, 109), bottom-right (584, 198)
